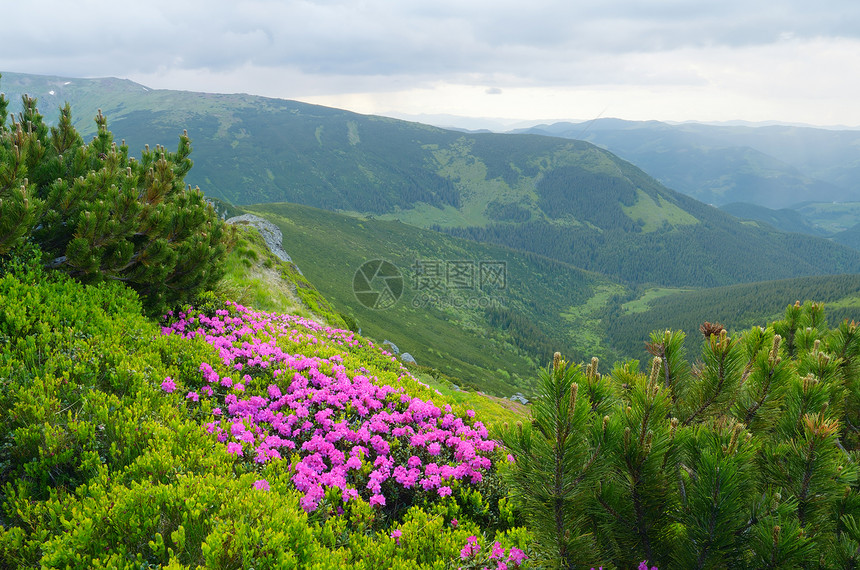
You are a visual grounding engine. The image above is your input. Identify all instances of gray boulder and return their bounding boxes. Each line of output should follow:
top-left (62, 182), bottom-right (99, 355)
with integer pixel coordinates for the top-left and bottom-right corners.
top-left (510, 392), bottom-right (530, 405)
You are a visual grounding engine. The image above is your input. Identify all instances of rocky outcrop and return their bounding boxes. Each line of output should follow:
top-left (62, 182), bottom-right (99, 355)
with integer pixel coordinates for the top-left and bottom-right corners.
top-left (227, 214), bottom-right (302, 274)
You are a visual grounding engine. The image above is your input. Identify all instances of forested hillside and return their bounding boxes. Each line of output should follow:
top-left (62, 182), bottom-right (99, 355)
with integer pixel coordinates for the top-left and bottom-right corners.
top-left (4, 71), bottom-right (860, 292)
top-left (242, 201), bottom-right (623, 394)
top-left (605, 273), bottom-right (860, 359)
top-left (440, 212), bottom-right (860, 287)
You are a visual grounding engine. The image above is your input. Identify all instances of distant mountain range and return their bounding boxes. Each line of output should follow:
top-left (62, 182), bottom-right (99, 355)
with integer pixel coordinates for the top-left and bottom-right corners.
top-left (512, 118), bottom-right (860, 209)
top-left (4, 71), bottom-right (860, 377)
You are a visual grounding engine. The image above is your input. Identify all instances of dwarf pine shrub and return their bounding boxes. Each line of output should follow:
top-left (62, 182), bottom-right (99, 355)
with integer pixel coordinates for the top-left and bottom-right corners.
top-left (0, 74), bottom-right (234, 315)
top-left (503, 305), bottom-right (860, 569)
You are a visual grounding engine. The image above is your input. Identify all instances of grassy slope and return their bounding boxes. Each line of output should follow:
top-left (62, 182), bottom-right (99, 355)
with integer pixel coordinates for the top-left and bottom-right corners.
top-left (220, 221), bottom-right (529, 420)
top-left (242, 201), bottom-right (623, 396)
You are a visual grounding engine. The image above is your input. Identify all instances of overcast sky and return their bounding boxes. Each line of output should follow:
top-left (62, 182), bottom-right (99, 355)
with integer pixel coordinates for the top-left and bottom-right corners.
top-left (5, 0), bottom-right (860, 128)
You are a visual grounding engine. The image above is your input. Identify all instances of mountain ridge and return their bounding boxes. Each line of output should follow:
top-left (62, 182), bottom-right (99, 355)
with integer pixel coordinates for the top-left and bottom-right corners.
top-left (4, 70), bottom-right (860, 290)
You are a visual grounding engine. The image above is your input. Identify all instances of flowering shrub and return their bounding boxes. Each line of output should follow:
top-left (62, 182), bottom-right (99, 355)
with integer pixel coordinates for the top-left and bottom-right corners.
top-left (161, 301), bottom-right (500, 516)
top-left (0, 271), bottom-right (532, 568)
top-left (456, 534), bottom-right (529, 569)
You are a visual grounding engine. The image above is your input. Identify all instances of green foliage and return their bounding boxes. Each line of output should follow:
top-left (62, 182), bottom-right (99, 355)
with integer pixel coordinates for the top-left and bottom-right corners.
top-left (442, 215), bottom-right (860, 289)
top-left (0, 75), bottom-right (234, 315)
top-left (0, 265), bottom-right (529, 568)
top-left (0, 75), bottom-right (43, 255)
top-left (504, 303), bottom-right (860, 569)
top-left (500, 354), bottom-right (609, 568)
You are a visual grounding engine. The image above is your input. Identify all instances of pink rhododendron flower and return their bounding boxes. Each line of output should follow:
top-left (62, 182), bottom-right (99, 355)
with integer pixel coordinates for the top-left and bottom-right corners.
top-left (460, 535), bottom-right (481, 560)
top-left (253, 479), bottom-right (270, 491)
top-left (160, 302), bottom-right (500, 515)
top-left (507, 548), bottom-right (527, 566)
top-left (161, 377), bottom-right (176, 393)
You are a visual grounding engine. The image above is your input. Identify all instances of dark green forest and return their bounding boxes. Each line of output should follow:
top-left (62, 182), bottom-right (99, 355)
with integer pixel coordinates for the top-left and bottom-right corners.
top-left (439, 219), bottom-right (860, 287)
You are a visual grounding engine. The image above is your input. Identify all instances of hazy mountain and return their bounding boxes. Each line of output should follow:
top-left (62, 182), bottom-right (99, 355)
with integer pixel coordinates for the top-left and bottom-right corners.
top-left (514, 118), bottom-right (860, 209)
top-left (719, 202), bottom-right (827, 236)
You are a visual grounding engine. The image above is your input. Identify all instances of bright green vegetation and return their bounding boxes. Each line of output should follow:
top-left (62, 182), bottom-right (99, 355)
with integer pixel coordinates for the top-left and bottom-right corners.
top-left (0, 257), bottom-right (530, 568)
top-left (621, 287), bottom-right (696, 314)
top-left (244, 201), bottom-right (621, 396)
top-left (3, 78), bottom-right (860, 568)
top-left (502, 306), bottom-right (860, 568)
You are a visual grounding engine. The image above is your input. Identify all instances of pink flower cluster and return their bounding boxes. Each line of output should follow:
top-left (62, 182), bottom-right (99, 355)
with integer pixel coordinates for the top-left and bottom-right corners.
top-left (459, 535), bottom-right (527, 569)
top-left (161, 302), bottom-right (497, 512)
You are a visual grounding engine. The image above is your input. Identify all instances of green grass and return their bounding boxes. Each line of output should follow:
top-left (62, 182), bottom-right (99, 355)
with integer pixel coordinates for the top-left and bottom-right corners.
top-left (622, 287), bottom-right (697, 314)
top-left (621, 189), bottom-right (699, 232)
top-left (409, 367), bottom-right (528, 428)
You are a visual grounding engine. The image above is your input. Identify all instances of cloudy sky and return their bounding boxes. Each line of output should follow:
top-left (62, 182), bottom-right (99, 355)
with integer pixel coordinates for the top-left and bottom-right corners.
top-left (5, 0), bottom-right (860, 128)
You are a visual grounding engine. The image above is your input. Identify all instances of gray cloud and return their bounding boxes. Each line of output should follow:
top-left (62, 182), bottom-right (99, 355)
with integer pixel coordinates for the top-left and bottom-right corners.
top-left (6, 0), bottom-right (860, 81)
top-left (3, 0), bottom-right (860, 124)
